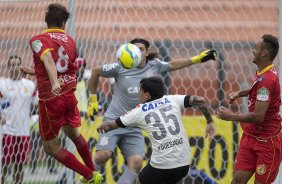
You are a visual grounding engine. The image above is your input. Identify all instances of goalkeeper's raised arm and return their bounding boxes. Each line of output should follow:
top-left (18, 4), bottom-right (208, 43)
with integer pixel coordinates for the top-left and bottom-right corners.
top-left (168, 49), bottom-right (217, 71)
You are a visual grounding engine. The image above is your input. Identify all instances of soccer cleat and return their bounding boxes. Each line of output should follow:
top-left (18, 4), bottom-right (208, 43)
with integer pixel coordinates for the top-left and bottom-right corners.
top-left (80, 172), bottom-right (103, 184)
top-left (88, 171), bottom-right (103, 184)
top-left (79, 176), bottom-right (87, 184)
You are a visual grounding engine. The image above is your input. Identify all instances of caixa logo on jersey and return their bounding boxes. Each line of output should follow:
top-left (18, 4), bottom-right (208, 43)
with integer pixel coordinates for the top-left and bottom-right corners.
top-left (56, 46), bottom-right (69, 73)
top-left (127, 86), bottom-right (139, 94)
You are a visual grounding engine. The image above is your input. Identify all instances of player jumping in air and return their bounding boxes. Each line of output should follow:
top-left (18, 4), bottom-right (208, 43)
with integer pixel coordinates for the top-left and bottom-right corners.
top-left (28, 3), bottom-right (103, 184)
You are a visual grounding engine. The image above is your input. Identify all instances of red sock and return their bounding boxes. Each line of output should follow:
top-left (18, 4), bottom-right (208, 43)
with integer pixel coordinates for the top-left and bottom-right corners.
top-left (73, 134), bottom-right (96, 171)
top-left (54, 148), bottom-right (93, 180)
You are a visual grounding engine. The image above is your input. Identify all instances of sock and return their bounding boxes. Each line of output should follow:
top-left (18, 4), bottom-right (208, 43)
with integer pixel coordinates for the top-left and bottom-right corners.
top-left (117, 169), bottom-right (138, 184)
top-left (54, 148), bottom-right (93, 180)
top-left (73, 134), bottom-right (96, 171)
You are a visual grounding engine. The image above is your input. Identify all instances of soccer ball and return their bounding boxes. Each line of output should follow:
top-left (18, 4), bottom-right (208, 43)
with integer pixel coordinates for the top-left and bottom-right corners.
top-left (116, 43), bottom-right (142, 69)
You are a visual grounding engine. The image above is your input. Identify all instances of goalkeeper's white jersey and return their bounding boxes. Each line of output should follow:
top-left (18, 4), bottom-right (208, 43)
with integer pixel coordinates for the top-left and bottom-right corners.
top-left (120, 95), bottom-right (190, 169)
top-left (0, 77), bottom-right (37, 136)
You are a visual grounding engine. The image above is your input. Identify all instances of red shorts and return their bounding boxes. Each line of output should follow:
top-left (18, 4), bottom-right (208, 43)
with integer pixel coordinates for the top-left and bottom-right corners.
top-left (38, 90), bottom-right (81, 141)
top-left (235, 133), bottom-right (282, 183)
top-left (2, 134), bottom-right (31, 164)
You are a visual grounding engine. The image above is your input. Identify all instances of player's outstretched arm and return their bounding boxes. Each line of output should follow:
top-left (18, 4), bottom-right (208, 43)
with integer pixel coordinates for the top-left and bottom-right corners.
top-left (216, 99), bottom-right (268, 123)
top-left (228, 89), bottom-right (249, 104)
top-left (20, 66), bottom-right (35, 76)
top-left (87, 66), bottom-right (102, 121)
top-left (189, 96), bottom-right (213, 123)
top-left (189, 95), bottom-right (215, 139)
top-left (168, 49), bottom-right (217, 71)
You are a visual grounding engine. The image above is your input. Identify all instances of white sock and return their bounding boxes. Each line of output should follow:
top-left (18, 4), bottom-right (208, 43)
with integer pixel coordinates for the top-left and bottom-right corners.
top-left (117, 169), bottom-right (138, 184)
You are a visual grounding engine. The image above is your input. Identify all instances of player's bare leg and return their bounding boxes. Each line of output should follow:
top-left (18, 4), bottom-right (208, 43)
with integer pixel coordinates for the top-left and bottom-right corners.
top-left (62, 125), bottom-right (80, 140)
top-left (127, 155), bottom-right (143, 173)
top-left (42, 136), bottom-right (61, 157)
top-left (13, 163), bottom-right (23, 184)
top-left (232, 170), bottom-right (254, 184)
top-left (135, 176), bottom-right (141, 184)
top-left (94, 150), bottom-right (112, 170)
top-left (117, 154), bottom-right (143, 184)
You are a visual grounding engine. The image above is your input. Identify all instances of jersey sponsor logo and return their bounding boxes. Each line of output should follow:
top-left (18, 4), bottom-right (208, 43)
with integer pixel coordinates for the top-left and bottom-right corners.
top-left (257, 87), bottom-right (269, 101)
top-left (256, 164), bottom-right (266, 175)
top-left (58, 74), bottom-right (76, 85)
top-left (142, 98), bottom-right (171, 112)
top-left (31, 40), bottom-right (43, 53)
top-left (102, 63), bottom-right (119, 72)
top-left (127, 86), bottom-right (139, 94)
top-left (158, 138), bottom-right (184, 150)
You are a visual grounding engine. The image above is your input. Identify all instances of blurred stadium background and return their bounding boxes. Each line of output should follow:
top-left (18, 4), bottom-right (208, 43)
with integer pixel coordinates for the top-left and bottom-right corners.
top-left (0, 0), bottom-right (281, 183)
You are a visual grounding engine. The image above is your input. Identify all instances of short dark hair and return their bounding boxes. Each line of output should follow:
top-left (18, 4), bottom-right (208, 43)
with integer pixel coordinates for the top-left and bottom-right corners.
top-left (8, 55), bottom-right (22, 66)
top-left (140, 76), bottom-right (165, 101)
top-left (261, 34), bottom-right (279, 61)
top-left (45, 3), bottom-right (70, 28)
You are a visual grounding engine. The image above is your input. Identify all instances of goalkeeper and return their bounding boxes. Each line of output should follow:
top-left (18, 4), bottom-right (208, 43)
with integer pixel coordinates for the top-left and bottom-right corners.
top-left (88, 38), bottom-right (217, 184)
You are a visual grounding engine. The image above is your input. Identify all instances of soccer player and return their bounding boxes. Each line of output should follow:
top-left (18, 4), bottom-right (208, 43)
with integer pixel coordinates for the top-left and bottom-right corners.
top-left (0, 55), bottom-right (37, 184)
top-left (97, 76), bottom-right (216, 184)
top-left (216, 34), bottom-right (282, 184)
top-left (28, 4), bottom-right (102, 184)
top-left (87, 38), bottom-right (217, 183)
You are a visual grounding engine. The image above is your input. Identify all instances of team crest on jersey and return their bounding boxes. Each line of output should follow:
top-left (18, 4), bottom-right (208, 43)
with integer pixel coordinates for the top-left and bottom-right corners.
top-left (145, 68), bottom-right (154, 77)
top-left (257, 87), bottom-right (269, 101)
top-left (99, 135), bottom-right (109, 146)
top-left (31, 40), bottom-right (43, 53)
top-left (256, 164), bottom-right (266, 175)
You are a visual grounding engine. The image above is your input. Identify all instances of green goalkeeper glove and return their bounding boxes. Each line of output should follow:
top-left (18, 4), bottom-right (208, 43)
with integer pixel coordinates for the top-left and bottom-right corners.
top-left (87, 94), bottom-right (98, 121)
top-left (191, 49), bottom-right (217, 64)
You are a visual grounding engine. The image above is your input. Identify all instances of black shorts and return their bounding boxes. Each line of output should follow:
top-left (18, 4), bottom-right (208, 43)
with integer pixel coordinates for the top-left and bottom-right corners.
top-left (138, 163), bottom-right (189, 184)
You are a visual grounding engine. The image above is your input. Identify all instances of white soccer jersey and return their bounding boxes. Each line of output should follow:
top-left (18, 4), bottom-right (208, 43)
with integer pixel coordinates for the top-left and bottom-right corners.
top-left (120, 95), bottom-right (190, 169)
top-left (0, 77), bottom-right (37, 136)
